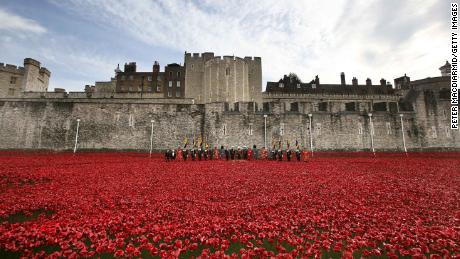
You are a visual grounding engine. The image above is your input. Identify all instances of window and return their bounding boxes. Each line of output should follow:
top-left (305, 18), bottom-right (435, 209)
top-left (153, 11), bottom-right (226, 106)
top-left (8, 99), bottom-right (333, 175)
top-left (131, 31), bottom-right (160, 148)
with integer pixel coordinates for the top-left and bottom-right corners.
top-left (167, 91), bottom-right (172, 97)
top-left (121, 75), bottom-right (126, 80)
top-left (191, 64), bottom-right (194, 69)
top-left (10, 76), bottom-right (17, 84)
top-left (358, 123), bottom-right (363, 135)
top-left (226, 67), bottom-right (230, 76)
top-left (157, 75), bottom-right (161, 81)
top-left (222, 124), bottom-right (227, 136)
top-left (279, 83), bottom-right (284, 88)
top-left (169, 81), bottom-right (172, 87)
top-left (128, 114), bottom-right (135, 127)
top-left (177, 81), bottom-right (181, 87)
top-left (156, 85), bottom-right (161, 92)
top-left (318, 102), bottom-right (328, 112)
top-left (129, 75), bottom-right (133, 80)
top-left (147, 87), bottom-right (152, 92)
top-left (386, 122), bottom-right (392, 135)
top-left (176, 91), bottom-right (180, 97)
top-left (177, 72), bottom-right (181, 77)
top-left (345, 102), bottom-right (356, 112)
top-left (431, 126), bottom-right (437, 139)
top-left (8, 88), bottom-right (15, 96)
top-left (297, 83), bottom-right (301, 89)
top-left (169, 71), bottom-right (173, 77)
top-left (315, 123), bottom-right (322, 135)
top-left (147, 76), bottom-right (152, 81)
top-left (312, 84), bottom-right (317, 89)
top-left (280, 123), bottom-right (285, 136)
top-left (248, 123), bottom-right (253, 136)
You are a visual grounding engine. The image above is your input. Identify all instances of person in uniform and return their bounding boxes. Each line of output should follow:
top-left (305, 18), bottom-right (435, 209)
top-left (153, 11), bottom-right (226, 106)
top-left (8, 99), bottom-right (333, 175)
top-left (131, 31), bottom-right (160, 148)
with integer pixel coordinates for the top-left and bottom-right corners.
top-left (243, 146), bottom-right (248, 160)
top-left (171, 149), bottom-right (176, 160)
top-left (164, 149), bottom-right (170, 161)
top-left (270, 145), bottom-right (276, 161)
top-left (295, 140), bottom-right (301, 162)
top-left (286, 140), bottom-right (291, 162)
top-left (213, 146), bottom-right (220, 160)
top-left (236, 146), bottom-right (242, 160)
top-left (230, 146), bottom-right (235, 160)
top-left (177, 146), bottom-right (183, 162)
top-left (277, 140), bottom-right (283, 161)
top-left (260, 147), bottom-right (268, 160)
top-left (247, 146), bottom-right (253, 161)
top-left (252, 145), bottom-right (258, 160)
top-left (220, 145), bottom-right (225, 159)
top-left (225, 146), bottom-right (230, 161)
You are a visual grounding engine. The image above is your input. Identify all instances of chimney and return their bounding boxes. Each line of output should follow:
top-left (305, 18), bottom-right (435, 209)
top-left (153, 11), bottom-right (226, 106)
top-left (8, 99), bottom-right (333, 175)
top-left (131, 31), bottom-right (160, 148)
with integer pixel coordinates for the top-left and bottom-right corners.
top-left (315, 75), bottom-right (320, 85)
top-left (366, 78), bottom-right (372, 86)
top-left (153, 61), bottom-right (160, 73)
top-left (352, 77), bottom-right (358, 86)
top-left (380, 78), bottom-right (386, 86)
top-left (340, 72), bottom-right (346, 85)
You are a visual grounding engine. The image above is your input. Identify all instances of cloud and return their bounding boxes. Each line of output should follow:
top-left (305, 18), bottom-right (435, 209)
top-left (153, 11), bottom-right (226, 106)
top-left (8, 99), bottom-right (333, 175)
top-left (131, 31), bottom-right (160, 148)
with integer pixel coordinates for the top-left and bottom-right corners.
top-left (0, 8), bottom-right (47, 34)
top-left (40, 0), bottom-right (450, 90)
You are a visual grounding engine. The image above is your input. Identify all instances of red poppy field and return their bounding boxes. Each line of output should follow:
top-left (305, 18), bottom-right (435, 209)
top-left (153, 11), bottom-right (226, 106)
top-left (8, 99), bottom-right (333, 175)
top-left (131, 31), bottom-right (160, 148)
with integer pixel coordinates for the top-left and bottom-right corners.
top-left (0, 152), bottom-right (459, 258)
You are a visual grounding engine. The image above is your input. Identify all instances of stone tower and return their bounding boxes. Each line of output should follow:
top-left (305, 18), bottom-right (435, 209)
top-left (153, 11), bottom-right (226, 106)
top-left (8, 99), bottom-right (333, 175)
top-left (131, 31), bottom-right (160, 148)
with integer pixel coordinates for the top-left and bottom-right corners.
top-left (184, 52), bottom-right (262, 104)
top-left (439, 61), bottom-right (451, 77)
top-left (21, 58), bottom-right (50, 92)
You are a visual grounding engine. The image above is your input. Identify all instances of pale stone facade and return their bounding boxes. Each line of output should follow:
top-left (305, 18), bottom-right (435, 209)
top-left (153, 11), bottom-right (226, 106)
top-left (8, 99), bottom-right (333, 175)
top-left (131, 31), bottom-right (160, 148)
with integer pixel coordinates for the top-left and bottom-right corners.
top-left (0, 58), bottom-right (50, 97)
top-left (185, 52), bottom-right (262, 104)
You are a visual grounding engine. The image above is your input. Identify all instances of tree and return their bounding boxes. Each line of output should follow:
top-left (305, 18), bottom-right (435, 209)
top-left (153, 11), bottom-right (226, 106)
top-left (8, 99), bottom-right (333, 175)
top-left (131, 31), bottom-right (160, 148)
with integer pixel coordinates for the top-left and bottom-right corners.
top-left (288, 73), bottom-right (302, 83)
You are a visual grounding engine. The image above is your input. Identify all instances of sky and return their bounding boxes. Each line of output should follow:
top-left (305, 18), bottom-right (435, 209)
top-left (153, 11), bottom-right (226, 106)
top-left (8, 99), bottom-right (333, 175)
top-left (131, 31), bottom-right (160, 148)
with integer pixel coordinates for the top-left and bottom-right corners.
top-left (0, 0), bottom-right (450, 92)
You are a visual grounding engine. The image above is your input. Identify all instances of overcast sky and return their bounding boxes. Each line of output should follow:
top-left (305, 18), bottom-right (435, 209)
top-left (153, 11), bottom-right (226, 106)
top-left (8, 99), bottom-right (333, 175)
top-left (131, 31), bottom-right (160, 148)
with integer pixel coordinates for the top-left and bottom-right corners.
top-left (0, 0), bottom-right (450, 91)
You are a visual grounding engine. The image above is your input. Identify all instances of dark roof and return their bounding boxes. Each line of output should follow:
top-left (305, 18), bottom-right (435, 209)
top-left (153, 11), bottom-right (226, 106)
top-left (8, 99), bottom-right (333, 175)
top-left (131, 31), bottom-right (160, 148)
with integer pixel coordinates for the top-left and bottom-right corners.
top-left (266, 81), bottom-right (395, 95)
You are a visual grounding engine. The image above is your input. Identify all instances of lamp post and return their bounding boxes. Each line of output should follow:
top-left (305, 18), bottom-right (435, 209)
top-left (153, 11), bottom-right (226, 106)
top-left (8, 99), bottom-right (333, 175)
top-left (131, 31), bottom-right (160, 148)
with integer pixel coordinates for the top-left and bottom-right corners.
top-left (263, 114), bottom-right (268, 148)
top-left (73, 119), bottom-right (80, 154)
top-left (149, 119), bottom-right (155, 158)
top-left (368, 113), bottom-right (375, 157)
top-left (308, 114), bottom-right (313, 156)
top-left (400, 114), bottom-right (408, 156)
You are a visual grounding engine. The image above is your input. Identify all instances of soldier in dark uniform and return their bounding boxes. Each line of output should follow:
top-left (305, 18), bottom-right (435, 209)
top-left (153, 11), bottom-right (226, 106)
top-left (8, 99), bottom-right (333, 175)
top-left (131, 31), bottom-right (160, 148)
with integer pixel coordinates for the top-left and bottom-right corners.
top-left (278, 149), bottom-right (283, 161)
top-left (183, 148), bottom-right (188, 161)
top-left (230, 146), bottom-right (235, 160)
top-left (191, 148), bottom-right (196, 161)
top-left (236, 146), bottom-right (242, 160)
top-left (197, 148), bottom-right (202, 161)
top-left (243, 146), bottom-right (248, 160)
top-left (225, 146), bottom-right (230, 161)
top-left (252, 145), bottom-right (258, 160)
top-left (165, 149), bottom-right (170, 161)
top-left (220, 145), bottom-right (225, 159)
top-left (270, 147), bottom-right (276, 161)
top-left (295, 140), bottom-right (301, 162)
top-left (286, 149), bottom-right (291, 162)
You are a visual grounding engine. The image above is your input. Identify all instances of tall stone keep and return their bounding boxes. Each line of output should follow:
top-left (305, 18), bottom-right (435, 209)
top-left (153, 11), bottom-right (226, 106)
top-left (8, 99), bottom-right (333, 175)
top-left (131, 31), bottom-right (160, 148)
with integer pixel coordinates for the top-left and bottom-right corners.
top-left (21, 58), bottom-right (50, 92)
top-left (184, 52), bottom-right (262, 104)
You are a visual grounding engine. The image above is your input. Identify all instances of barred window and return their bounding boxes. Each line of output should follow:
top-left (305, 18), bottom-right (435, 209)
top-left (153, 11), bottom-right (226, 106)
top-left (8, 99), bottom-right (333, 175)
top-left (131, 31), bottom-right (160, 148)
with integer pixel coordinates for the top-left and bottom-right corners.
top-left (280, 123), bottom-right (285, 136)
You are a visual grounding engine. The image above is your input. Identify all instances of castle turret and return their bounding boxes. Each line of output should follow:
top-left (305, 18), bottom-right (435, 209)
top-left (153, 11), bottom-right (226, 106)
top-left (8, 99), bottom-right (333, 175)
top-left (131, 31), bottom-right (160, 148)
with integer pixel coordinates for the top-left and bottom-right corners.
top-left (21, 58), bottom-right (50, 92)
top-left (439, 61), bottom-right (451, 77)
top-left (340, 72), bottom-right (346, 85)
top-left (380, 78), bottom-right (387, 86)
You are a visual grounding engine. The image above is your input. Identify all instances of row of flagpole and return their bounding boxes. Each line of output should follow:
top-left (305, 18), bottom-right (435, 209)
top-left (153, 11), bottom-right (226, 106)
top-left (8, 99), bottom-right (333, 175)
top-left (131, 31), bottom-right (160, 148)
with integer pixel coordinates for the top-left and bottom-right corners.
top-left (72, 113), bottom-right (409, 157)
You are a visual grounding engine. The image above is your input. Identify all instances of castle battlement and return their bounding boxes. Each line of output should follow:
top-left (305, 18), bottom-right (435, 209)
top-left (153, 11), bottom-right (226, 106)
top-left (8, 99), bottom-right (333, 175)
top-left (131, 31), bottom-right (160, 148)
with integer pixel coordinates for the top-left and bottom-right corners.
top-left (0, 63), bottom-right (25, 74)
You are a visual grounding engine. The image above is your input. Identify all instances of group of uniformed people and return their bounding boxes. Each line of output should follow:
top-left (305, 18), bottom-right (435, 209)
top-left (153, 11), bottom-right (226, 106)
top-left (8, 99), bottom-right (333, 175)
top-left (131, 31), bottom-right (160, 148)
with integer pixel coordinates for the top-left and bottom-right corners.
top-left (164, 138), bottom-right (310, 162)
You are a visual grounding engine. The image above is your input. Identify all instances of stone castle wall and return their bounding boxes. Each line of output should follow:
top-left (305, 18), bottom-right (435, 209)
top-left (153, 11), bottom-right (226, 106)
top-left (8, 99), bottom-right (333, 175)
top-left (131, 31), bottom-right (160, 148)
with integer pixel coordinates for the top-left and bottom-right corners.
top-left (0, 95), bottom-right (458, 151)
top-left (184, 53), bottom-right (262, 104)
